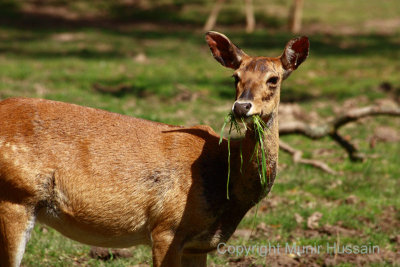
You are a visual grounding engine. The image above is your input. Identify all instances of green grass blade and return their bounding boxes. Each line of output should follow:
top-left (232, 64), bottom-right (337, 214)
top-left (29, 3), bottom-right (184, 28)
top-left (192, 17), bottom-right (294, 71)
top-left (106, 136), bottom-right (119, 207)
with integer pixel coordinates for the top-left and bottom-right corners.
top-left (253, 115), bottom-right (268, 189)
top-left (219, 113), bottom-right (231, 145)
top-left (241, 117), bottom-right (248, 131)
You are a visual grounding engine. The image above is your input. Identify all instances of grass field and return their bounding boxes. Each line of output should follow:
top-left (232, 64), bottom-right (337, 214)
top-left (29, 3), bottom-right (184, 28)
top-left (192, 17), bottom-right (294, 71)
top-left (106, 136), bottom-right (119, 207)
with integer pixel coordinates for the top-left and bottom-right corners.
top-left (0, 0), bottom-right (399, 266)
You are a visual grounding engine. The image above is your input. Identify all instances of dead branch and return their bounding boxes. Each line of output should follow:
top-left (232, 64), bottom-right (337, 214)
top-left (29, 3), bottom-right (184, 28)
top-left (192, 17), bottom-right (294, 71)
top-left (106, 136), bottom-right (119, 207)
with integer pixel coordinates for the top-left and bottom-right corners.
top-left (279, 105), bottom-right (400, 161)
top-left (279, 140), bottom-right (338, 174)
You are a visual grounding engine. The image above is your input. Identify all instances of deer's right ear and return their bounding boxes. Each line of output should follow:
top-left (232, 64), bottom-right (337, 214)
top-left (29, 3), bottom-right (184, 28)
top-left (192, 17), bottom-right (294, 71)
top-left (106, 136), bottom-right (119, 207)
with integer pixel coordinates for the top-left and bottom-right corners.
top-left (281, 36), bottom-right (309, 79)
top-left (205, 31), bottom-right (247, 69)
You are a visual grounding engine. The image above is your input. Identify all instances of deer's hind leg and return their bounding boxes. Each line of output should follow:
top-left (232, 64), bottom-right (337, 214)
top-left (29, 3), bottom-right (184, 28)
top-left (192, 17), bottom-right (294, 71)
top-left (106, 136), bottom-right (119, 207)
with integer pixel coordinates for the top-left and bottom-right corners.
top-left (0, 201), bottom-right (35, 267)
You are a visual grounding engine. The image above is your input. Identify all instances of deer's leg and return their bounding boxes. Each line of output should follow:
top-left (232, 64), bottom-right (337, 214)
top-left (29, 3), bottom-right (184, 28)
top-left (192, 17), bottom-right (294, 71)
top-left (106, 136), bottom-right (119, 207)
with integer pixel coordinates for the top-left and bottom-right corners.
top-left (0, 202), bottom-right (35, 267)
top-left (182, 253), bottom-right (207, 267)
top-left (151, 228), bottom-right (182, 267)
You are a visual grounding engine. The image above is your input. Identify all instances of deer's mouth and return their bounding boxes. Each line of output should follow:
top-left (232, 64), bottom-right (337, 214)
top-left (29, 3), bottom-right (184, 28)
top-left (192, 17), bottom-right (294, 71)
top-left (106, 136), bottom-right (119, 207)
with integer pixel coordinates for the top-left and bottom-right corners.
top-left (236, 115), bottom-right (253, 124)
top-left (232, 101), bottom-right (276, 127)
top-left (253, 112), bottom-right (274, 126)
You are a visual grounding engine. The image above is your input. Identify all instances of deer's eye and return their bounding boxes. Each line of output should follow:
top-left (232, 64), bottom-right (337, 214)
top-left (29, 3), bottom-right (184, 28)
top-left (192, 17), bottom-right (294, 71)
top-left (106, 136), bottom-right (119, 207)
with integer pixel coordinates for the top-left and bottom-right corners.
top-left (267, 76), bottom-right (279, 87)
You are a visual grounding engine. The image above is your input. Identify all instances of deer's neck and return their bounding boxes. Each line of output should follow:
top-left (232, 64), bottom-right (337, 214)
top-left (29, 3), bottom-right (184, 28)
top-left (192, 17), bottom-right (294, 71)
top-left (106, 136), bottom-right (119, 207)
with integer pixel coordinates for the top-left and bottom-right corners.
top-left (192, 112), bottom-right (279, 242)
top-left (230, 111), bottom-right (279, 205)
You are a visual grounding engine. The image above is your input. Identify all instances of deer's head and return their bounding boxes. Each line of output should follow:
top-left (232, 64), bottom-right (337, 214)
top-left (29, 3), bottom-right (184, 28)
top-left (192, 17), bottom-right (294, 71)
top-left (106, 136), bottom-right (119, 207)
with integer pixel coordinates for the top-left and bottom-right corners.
top-left (206, 31), bottom-right (309, 123)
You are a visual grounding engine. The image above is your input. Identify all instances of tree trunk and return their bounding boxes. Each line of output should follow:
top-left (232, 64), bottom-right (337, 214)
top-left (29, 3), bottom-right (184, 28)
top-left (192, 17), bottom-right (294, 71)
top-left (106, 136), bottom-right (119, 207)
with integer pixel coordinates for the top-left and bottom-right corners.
top-left (289, 0), bottom-right (304, 33)
top-left (245, 0), bottom-right (255, 33)
top-left (204, 0), bottom-right (226, 32)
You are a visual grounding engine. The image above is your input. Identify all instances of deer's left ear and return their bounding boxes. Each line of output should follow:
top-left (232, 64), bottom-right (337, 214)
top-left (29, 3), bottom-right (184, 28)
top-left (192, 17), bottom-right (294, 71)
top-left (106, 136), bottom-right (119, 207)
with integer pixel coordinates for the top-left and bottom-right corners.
top-left (281, 36), bottom-right (309, 79)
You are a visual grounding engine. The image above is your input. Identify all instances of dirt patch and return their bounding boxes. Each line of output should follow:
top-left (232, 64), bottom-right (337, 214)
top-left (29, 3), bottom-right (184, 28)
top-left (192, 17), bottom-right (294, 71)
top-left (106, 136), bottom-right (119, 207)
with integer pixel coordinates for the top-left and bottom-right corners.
top-left (279, 103), bottom-right (320, 123)
top-left (377, 82), bottom-right (400, 103)
top-left (291, 219), bottom-right (363, 240)
top-left (344, 195), bottom-right (359, 205)
top-left (303, 18), bottom-right (400, 36)
top-left (364, 18), bottom-right (400, 35)
top-left (209, 255), bottom-right (261, 267)
top-left (133, 52), bottom-right (149, 64)
top-left (233, 228), bottom-right (254, 241)
top-left (323, 249), bottom-right (399, 267)
top-left (374, 98), bottom-right (399, 108)
top-left (259, 194), bottom-right (290, 212)
top-left (51, 32), bottom-right (87, 42)
top-left (376, 206), bottom-right (400, 234)
top-left (89, 246), bottom-right (133, 261)
top-left (319, 224), bottom-right (359, 237)
top-left (228, 256), bottom-right (262, 267)
top-left (263, 247), bottom-right (398, 267)
top-left (93, 83), bottom-right (134, 95)
top-left (255, 222), bottom-right (281, 240)
top-left (370, 126), bottom-right (400, 144)
top-left (171, 84), bottom-right (208, 103)
top-left (265, 254), bottom-right (305, 267)
top-left (219, 247), bottom-right (399, 266)
top-left (336, 96), bottom-right (370, 114)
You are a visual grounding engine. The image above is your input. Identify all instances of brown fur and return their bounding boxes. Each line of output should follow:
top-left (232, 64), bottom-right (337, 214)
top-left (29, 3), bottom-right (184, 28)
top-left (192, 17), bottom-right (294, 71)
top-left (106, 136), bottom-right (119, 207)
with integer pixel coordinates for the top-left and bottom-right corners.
top-left (0, 32), bottom-right (309, 266)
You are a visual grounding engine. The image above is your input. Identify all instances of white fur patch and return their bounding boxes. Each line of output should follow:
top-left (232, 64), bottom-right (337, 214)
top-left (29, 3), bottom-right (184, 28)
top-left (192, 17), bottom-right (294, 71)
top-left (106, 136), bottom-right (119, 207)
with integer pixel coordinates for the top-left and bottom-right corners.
top-left (286, 47), bottom-right (295, 62)
top-left (246, 103), bottom-right (256, 117)
top-left (14, 216), bottom-right (35, 267)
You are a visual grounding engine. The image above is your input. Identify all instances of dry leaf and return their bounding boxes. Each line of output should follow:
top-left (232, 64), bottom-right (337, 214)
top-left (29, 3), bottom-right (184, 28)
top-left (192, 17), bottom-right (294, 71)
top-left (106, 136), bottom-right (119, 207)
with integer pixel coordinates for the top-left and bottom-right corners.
top-left (294, 213), bottom-right (304, 224)
top-left (307, 212), bottom-right (323, 230)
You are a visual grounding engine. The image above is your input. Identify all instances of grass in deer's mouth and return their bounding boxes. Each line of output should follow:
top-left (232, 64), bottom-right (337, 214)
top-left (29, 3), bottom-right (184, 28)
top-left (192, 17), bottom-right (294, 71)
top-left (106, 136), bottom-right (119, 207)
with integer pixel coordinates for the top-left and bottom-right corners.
top-left (219, 112), bottom-right (269, 199)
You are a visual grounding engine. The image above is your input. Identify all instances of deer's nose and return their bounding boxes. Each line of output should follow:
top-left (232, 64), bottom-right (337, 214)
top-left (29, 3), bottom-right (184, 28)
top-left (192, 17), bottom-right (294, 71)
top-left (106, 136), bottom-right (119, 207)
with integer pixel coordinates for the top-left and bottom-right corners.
top-left (233, 102), bottom-right (252, 117)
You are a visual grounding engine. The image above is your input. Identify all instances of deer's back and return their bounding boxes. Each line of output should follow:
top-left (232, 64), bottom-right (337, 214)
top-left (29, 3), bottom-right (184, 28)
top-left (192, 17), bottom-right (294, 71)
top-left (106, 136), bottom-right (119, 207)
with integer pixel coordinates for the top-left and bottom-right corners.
top-left (0, 97), bottom-right (222, 247)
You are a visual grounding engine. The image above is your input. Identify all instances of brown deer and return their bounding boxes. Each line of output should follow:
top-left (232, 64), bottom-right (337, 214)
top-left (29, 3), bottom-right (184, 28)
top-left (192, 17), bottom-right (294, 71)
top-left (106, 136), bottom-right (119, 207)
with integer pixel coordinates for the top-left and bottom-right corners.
top-left (0, 31), bottom-right (309, 267)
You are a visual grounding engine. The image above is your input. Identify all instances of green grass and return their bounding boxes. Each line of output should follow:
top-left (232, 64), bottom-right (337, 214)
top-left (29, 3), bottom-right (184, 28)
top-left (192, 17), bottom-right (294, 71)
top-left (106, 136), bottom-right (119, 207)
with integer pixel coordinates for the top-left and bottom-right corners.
top-left (0, 0), bottom-right (399, 266)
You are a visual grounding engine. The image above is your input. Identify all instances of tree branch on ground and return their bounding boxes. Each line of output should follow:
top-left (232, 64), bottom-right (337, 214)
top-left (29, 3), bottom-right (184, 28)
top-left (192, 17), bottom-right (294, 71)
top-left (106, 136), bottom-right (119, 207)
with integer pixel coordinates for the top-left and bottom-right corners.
top-left (279, 105), bottom-right (400, 173)
top-left (279, 140), bottom-right (338, 174)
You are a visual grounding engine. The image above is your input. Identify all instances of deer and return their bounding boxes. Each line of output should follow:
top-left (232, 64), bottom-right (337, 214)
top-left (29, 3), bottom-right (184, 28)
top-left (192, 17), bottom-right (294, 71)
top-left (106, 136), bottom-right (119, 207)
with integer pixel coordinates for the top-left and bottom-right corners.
top-left (0, 31), bottom-right (309, 267)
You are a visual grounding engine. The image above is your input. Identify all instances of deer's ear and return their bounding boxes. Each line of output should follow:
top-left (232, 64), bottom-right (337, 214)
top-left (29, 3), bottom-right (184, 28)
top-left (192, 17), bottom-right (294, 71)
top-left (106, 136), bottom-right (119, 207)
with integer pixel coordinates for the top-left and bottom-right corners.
top-left (281, 36), bottom-right (309, 79)
top-left (205, 31), bottom-right (247, 69)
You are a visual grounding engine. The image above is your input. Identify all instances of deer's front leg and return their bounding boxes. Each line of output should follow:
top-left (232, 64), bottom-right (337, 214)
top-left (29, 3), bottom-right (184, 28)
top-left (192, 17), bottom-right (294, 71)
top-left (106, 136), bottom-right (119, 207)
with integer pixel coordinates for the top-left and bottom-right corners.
top-left (0, 202), bottom-right (35, 267)
top-left (151, 228), bottom-right (182, 267)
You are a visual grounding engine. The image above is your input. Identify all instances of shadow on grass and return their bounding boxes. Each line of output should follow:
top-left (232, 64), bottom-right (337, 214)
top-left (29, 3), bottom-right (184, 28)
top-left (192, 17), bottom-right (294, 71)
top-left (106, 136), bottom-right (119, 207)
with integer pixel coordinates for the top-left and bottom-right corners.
top-left (0, 2), bottom-right (398, 58)
top-left (0, 46), bottom-right (128, 59)
top-left (92, 80), bottom-right (148, 98)
top-left (1, 2), bottom-right (399, 104)
top-left (228, 31), bottom-right (400, 58)
top-left (0, 1), bottom-right (285, 30)
top-left (1, 25), bottom-right (398, 61)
